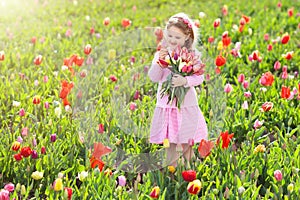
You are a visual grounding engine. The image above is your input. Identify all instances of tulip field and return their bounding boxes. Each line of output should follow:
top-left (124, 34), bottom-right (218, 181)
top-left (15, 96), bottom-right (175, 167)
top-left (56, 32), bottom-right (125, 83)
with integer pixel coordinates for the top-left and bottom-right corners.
top-left (1, 0), bottom-right (300, 199)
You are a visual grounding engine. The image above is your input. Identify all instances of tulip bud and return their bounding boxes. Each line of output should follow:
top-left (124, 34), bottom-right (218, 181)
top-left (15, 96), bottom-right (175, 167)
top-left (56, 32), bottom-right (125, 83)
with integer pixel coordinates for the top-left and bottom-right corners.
top-left (187, 179), bottom-right (201, 195)
top-left (50, 134), bottom-right (57, 142)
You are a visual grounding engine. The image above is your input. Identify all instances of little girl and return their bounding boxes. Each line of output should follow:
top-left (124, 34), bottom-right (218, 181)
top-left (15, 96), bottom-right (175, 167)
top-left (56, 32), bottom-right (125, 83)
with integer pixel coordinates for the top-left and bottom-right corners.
top-left (148, 13), bottom-right (208, 167)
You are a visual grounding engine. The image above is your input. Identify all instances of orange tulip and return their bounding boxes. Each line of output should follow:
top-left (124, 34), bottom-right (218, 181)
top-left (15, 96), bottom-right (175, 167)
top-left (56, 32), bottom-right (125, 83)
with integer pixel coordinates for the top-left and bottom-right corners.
top-left (217, 131), bottom-right (234, 149)
top-left (187, 179), bottom-right (201, 195)
top-left (121, 18), bottom-right (131, 28)
top-left (198, 139), bottom-right (214, 158)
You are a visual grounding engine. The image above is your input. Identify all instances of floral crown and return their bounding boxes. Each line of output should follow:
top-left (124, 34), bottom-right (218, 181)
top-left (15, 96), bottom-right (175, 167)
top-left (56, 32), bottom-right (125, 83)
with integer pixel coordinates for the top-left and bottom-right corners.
top-left (168, 16), bottom-right (193, 29)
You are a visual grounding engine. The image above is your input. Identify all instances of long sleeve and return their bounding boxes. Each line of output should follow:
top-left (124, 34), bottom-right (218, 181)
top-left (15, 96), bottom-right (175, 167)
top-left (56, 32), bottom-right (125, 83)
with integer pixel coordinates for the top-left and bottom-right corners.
top-left (148, 51), bottom-right (164, 82)
top-left (185, 74), bottom-right (204, 87)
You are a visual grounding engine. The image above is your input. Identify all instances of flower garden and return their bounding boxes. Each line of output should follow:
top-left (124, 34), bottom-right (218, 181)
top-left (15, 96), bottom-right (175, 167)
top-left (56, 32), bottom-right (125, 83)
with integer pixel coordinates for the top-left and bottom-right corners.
top-left (0, 0), bottom-right (299, 199)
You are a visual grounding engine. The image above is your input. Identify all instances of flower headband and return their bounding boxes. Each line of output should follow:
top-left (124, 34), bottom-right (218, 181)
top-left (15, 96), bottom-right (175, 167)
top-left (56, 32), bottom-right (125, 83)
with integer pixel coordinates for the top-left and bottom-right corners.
top-left (168, 17), bottom-right (193, 29)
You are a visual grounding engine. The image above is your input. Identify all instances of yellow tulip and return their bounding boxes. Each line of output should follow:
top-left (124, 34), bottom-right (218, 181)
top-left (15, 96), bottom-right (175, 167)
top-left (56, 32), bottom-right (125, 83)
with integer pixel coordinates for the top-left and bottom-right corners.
top-left (163, 138), bottom-right (170, 148)
top-left (31, 171), bottom-right (44, 180)
top-left (54, 178), bottom-right (63, 191)
top-left (168, 166), bottom-right (176, 173)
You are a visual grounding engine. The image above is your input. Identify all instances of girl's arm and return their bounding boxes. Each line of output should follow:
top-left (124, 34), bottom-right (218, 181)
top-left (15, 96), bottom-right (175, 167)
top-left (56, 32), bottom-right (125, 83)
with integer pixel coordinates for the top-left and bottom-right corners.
top-left (184, 74), bottom-right (204, 87)
top-left (148, 51), bottom-right (164, 82)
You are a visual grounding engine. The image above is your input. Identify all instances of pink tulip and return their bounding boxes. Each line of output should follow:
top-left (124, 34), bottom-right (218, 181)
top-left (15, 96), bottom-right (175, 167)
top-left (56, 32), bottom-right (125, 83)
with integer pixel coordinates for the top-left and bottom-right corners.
top-left (0, 189), bottom-right (9, 200)
top-left (264, 33), bottom-right (269, 41)
top-left (44, 102), bottom-right (49, 109)
top-left (129, 102), bottom-right (137, 111)
top-left (267, 44), bottom-right (273, 51)
top-left (238, 74), bottom-right (245, 83)
top-left (253, 119), bottom-right (263, 129)
top-left (65, 29), bottom-right (72, 37)
top-left (133, 90), bottom-right (140, 100)
top-left (282, 65), bottom-right (288, 72)
top-left (17, 136), bottom-right (23, 143)
top-left (43, 75), bottom-right (48, 83)
top-left (242, 101), bottom-right (248, 109)
top-left (19, 108), bottom-right (25, 117)
top-left (282, 72), bottom-right (288, 79)
top-left (244, 91), bottom-right (252, 98)
top-left (4, 183), bottom-right (14, 192)
top-left (274, 170), bottom-right (282, 181)
top-left (243, 81), bottom-right (249, 89)
top-left (224, 83), bottom-right (233, 93)
top-left (188, 138), bottom-right (194, 146)
top-left (274, 61), bottom-right (281, 70)
top-left (21, 127), bottom-right (28, 136)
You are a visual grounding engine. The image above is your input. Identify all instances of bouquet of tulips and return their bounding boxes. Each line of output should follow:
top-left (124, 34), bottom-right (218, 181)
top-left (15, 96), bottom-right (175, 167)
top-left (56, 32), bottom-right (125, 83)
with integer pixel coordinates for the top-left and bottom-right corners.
top-left (157, 46), bottom-right (205, 109)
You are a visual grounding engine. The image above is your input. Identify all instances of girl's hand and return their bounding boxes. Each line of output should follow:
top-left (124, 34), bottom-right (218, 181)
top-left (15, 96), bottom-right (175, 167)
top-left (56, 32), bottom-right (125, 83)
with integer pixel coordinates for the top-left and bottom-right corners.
top-left (159, 48), bottom-right (168, 60)
top-left (172, 74), bottom-right (187, 87)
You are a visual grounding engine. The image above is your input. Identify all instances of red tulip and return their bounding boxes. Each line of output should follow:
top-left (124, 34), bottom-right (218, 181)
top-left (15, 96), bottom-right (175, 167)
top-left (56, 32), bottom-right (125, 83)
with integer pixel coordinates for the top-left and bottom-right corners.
top-left (215, 55), bottom-right (226, 67)
top-left (32, 95), bottom-right (41, 105)
top-left (259, 71), bottom-right (274, 86)
top-left (157, 59), bottom-right (169, 68)
top-left (208, 36), bottom-right (214, 43)
top-left (149, 186), bottom-right (160, 199)
top-left (217, 131), bottom-right (234, 149)
top-left (281, 33), bottom-right (290, 44)
top-left (239, 18), bottom-right (246, 26)
top-left (222, 36), bottom-right (231, 48)
top-left (14, 153), bottom-right (22, 161)
top-left (59, 80), bottom-right (74, 99)
top-left (64, 187), bottom-right (73, 200)
top-left (34, 55), bottom-right (42, 65)
top-left (261, 102), bottom-right (273, 112)
top-left (288, 8), bottom-right (294, 17)
top-left (20, 146), bottom-right (32, 157)
top-left (282, 51), bottom-right (293, 60)
top-left (281, 85), bottom-right (291, 99)
top-left (182, 170), bottom-right (197, 182)
top-left (90, 156), bottom-right (105, 171)
top-left (187, 179), bottom-right (201, 195)
top-left (121, 18), bottom-right (131, 28)
top-left (84, 44), bottom-right (92, 55)
top-left (41, 146), bottom-right (46, 154)
top-left (90, 27), bottom-right (95, 35)
top-left (98, 124), bottom-right (105, 134)
top-left (0, 51), bottom-right (5, 61)
top-left (198, 139), bottom-right (214, 158)
top-left (75, 56), bottom-right (84, 66)
top-left (213, 18), bottom-right (220, 28)
top-left (242, 15), bottom-right (251, 24)
top-left (31, 36), bottom-right (37, 44)
top-left (252, 50), bottom-right (259, 60)
top-left (109, 75), bottom-right (117, 82)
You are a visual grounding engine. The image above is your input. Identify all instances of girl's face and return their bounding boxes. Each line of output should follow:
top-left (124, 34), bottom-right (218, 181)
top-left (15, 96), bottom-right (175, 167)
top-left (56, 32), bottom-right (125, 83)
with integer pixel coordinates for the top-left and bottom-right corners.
top-left (165, 26), bottom-right (188, 50)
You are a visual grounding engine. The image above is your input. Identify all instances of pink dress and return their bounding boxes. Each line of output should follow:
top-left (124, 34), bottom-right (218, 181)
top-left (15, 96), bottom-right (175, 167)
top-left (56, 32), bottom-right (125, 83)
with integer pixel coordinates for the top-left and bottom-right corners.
top-left (148, 51), bottom-right (208, 144)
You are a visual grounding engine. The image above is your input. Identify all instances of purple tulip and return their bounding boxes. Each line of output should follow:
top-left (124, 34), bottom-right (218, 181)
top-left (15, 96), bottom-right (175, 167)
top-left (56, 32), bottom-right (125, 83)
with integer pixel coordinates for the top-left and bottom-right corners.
top-left (31, 150), bottom-right (38, 159)
top-left (118, 175), bottom-right (126, 186)
top-left (50, 134), bottom-right (57, 142)
top-left (174, 52), bottom-right (178, 60)
top-left (17, 136), bottom-right (23, 143)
